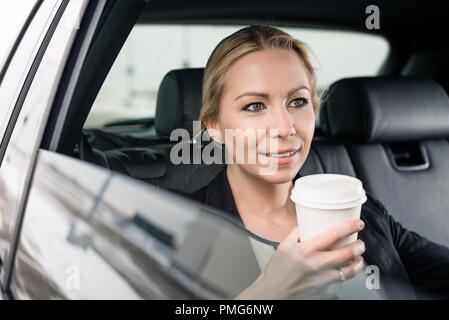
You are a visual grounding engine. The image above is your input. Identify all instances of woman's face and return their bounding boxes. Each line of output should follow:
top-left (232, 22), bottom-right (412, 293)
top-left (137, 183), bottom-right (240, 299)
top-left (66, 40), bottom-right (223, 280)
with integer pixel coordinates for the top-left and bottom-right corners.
top-left (208, 48), bottom-right (315, 184)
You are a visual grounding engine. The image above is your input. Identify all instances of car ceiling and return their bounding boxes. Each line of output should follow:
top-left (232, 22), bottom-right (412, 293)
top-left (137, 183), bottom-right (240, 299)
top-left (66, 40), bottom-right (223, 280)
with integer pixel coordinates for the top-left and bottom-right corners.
top-left (139, 0), bottom-right (449, 45)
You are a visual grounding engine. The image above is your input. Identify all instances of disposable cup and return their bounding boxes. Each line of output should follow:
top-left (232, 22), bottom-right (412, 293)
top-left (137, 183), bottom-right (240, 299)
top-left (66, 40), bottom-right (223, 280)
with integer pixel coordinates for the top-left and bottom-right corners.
top-left (290, 174), bottom-right (367, 249)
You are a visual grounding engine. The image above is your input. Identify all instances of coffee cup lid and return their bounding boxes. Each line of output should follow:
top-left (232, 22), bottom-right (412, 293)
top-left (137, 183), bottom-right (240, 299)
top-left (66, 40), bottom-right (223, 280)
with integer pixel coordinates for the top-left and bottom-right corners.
top-left (290, 174), bottom-right (367, 209)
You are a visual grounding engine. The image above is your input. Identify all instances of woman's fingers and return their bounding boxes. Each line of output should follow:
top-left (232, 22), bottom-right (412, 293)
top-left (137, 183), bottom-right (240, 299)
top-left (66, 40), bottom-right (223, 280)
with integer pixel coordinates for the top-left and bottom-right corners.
top-left (309, 257), bottom-right (364, 299)
top-left (305, 219), bottom-right (365, 251)
top-left (335, 256), bottom-right (364, 281)
top-left (315, 256), bottom-right (364, 286)
top-left (316, 239), bottom-right (366, 270)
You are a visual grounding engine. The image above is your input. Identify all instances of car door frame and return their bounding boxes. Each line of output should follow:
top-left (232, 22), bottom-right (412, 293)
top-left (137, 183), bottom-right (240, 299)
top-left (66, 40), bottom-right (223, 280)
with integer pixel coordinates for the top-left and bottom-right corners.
top-left (0, 1), bottom-right (42, 89)
top-left (45, 0), bottom-right (148, 155)
top-left (0, 0), bottom-right (65, 298)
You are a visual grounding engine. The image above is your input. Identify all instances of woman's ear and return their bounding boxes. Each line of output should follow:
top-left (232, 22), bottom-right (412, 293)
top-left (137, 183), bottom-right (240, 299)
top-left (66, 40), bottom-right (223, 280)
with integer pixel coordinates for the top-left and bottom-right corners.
top-left (204, 120), bottom-right (223, 144)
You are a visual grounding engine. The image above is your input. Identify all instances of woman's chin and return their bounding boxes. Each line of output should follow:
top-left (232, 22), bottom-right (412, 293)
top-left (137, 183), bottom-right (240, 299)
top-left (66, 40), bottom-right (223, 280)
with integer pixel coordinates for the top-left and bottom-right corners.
top-left (236, 150), bottom-right (307, 183)
top-left (251, 152), bottom-right (303, 181)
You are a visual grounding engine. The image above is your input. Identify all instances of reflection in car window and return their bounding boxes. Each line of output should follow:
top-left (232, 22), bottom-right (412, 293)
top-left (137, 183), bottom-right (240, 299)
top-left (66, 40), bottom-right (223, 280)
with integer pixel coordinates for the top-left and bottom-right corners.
top-left (14, 150), bottom-right (262, 299)
top-left (85, 24), bottom-right (389, 128)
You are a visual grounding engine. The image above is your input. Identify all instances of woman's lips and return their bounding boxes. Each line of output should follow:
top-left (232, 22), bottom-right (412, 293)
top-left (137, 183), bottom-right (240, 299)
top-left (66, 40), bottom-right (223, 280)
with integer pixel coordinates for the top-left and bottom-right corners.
top-left (258, 148), bottom-right (300, 165)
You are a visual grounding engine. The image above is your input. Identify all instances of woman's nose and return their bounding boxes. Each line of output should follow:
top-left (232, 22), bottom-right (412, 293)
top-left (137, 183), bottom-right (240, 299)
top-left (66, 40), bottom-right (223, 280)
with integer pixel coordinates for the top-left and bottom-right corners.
top-left (270, 105), bottom-right (295, 137)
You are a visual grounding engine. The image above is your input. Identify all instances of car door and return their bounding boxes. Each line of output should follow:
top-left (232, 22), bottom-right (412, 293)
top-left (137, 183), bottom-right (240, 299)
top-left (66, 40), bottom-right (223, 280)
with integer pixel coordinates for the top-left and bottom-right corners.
top-left (0, 0), bottom-right (90, 297)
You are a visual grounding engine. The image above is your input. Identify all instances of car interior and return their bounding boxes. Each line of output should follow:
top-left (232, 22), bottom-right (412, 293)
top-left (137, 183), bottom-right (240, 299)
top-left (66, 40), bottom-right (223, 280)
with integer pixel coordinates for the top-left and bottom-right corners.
top-left (43, 0), bottom-right (449, 251)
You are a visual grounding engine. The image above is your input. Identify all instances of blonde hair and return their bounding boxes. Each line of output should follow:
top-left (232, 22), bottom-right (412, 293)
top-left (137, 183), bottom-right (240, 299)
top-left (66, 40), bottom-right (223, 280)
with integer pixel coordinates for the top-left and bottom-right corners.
top-left (199, 25), bottom-right (320, 136)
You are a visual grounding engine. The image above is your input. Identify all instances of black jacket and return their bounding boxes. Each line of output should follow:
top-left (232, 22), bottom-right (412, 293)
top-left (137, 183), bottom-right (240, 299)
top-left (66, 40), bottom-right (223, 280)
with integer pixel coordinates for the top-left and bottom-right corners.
top-left (184, 165), bottom-right (449, 299)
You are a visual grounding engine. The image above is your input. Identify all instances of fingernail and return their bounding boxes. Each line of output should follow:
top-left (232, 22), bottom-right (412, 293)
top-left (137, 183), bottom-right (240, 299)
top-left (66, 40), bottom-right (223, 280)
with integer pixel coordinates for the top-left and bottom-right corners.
top-left (356, 243), bottom-right (365, 255)
top-left (358, 256), bottom-right (364, 265)
top-left (357, 257), bottom-right (364, 269)
top-left (357, 220), bottom-right (365, 230)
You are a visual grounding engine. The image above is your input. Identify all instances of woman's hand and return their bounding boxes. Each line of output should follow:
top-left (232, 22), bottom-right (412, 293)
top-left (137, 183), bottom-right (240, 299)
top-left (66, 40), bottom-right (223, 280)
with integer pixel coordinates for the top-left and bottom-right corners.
top-left (235, 219), bottom-right (366, 299)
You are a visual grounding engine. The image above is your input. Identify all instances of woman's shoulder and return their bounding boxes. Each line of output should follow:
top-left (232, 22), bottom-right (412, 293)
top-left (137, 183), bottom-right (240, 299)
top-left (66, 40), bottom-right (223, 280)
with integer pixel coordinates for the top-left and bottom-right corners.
top-left (363, 192), bottom-right (388, 215)
top-left (361, 192), bottom-right (388, 219)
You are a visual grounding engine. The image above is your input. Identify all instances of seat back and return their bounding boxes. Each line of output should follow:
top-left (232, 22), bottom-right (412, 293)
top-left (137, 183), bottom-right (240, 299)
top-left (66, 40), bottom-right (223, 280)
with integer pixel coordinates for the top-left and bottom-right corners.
top-left (155, 68), bottom-right (204, 140)
top-left (321, 76), bottom-right (449, 247)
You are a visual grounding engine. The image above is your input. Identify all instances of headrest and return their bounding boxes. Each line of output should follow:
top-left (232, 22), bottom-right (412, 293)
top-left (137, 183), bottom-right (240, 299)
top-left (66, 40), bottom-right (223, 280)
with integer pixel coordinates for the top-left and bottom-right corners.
top-left (319, 77), bottom-right (449, 142)
top-left (155, 68), bottom-right (204, 139)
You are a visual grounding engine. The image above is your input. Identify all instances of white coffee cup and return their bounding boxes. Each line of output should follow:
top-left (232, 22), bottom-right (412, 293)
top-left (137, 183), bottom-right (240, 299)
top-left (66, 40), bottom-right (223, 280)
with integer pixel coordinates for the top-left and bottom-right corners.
top-left (290, 174), bottom-right (367, 249)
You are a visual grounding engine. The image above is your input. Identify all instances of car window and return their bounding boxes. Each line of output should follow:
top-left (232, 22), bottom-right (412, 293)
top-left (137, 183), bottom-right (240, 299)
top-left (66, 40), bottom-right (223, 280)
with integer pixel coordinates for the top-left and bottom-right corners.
top-left (0, 1), bottom-right (37, 75)
top-left (85, 24), bottom-right (390, 129)
top-left (14, 150), bottom-right (260, 299)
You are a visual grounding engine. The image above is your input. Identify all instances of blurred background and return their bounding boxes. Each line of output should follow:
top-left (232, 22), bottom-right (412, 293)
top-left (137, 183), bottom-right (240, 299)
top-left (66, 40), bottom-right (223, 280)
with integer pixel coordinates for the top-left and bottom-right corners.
top-left (85, 24), bottom-right (389, 128)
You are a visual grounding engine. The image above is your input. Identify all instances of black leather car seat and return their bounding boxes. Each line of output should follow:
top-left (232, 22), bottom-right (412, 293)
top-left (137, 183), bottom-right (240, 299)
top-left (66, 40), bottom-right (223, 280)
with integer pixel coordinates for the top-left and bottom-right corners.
top-left (151, 68), bottom-right (224, 193)
top-left (155, 68), bottom-right (204, 141)
top-left (78, 131), bottom-right (167, 180)
top-left (320, 77), bottom-right (449, 247)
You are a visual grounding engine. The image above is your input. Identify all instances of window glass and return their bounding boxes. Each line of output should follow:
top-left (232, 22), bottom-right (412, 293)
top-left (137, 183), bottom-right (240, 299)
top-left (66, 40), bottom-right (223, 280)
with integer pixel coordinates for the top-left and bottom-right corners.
top-left (85, 24), bottom-right (390, 128)
top-left (0, 1), bottom-right (37, 74)
top-left (14, 150), bottom-right (259, 299)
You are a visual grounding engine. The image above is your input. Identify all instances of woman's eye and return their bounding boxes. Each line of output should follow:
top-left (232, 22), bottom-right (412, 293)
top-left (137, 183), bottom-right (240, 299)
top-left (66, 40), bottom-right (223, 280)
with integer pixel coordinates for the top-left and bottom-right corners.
top-left (288, 97), bottom-right (309, 108)
top-left (243, 102), bottom-right (265, 112)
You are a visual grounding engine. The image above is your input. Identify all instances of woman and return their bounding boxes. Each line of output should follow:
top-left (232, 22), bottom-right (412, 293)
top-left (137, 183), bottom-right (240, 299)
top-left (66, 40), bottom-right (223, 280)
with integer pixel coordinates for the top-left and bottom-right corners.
top-left (187, 25), bottom-right (449, 299)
